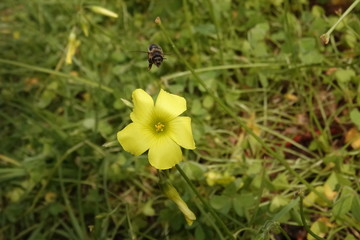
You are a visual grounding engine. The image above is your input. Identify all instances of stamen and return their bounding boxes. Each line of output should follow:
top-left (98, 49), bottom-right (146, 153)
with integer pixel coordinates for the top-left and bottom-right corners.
top-left (154, 122), bottom-right (165, 132)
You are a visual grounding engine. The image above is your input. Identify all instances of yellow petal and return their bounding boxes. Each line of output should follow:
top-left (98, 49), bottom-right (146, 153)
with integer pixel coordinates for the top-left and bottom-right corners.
top-left (130, 89), bottom-right (154, 124)
top-left (205, 172), bottom-right (218, 186)
top-left (345, 127), bottom-right (360, 149)
top-left (148, 136), bottom-right (182, 169)
top-left (155, 89), bottom-right (186, 121)
top-left (168, 117), bottom-right (195, 149)
top-left (117, 123), bottom-right (154, 155)
top-left (44, 192), bottom-right (57, 203)
top-left (285, 93), bottom-right (298, 101)
top-left (324, 184), bottom-right (337, 201)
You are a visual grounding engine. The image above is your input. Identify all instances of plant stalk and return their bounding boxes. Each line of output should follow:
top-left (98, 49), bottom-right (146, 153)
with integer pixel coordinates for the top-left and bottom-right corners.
top-left (175, 165), bottom-right (235, 240)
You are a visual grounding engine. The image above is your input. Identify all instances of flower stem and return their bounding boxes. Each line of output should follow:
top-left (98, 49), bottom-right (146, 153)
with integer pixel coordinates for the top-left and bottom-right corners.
top-left (204, 0), bottom-right (224, 65)
top-left (156, 17), bottom-right (330, 205)
top-left (298, 193), bottom-right (326, 240)
top-left (320, 0), bottom-right (360, 44)
top-left (175, 165), bottom-right (235, 240)
top-left (278, 226), bottom-right (291, 240)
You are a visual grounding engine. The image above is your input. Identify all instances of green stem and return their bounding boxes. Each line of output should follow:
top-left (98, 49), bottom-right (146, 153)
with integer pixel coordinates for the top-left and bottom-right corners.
top-left (126, 204), bottom-right (136, 240)
top-left (156, 18), bottom-right (330, 205)
top-left (278, 225), bottom-right (291, 240)
top-left (161, 63), bottom-right (277, 82)
top-left (0, 58), bottom-right (113, 93)
top-left (58, 166), bottom-right (86, 239)
top-left (298, 194), bottom-right (326, 240)
top-left (320, 0), bottom-right (360, 44)
top-left (29, 142), bottom-right (85, 213)
top-left (204, 0), bottom-right (224, 65)
top-left (249, 169), bottom-right (265, 226)
top-left (175, 165), bottom-right (235, 240)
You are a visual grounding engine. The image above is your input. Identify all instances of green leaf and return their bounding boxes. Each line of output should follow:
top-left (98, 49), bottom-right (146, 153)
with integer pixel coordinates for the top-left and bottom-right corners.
top-left (344, 234), bottom-right (357, 240)
top-left (194, 23), bottom-right (216, 37)
top-left (180, 161), bottom-right (206, 181)
top-left (246, 161), bottom-right (262, 175)
top-left (308, 139), bottom-right (321, 151)
top-left (272, 173), bottom-right (289, 190)
top-left (248, 22), bottom-right (269, 42)
top-left (345, 30), bottom-right (357, 48)
top-left (323, 153), bottom-right (342, 165)
top-left (210, 195), bottom-right (232, 214)
top-left (142, 200), bottom-right (155, 216)
top-left (195, 225), bottom-right (205, 240)
top-left (202, 95), bottom-right (214, 110)
top-left (223, 178), bottom-right (244, 196)
top-left (299, 51), bottom-right (323, 64)
top-left (324, 172), bottom-right (339, 190)
top-left (23, 156), bottom-right (46, 183)
top-left (98, 120), bottom-right (113, 137)
top-left (351, 194), bottom-right (360, 222)
top-left (269, 195), bottom-right (289, 212)
top-left (350, 109), bottom-right (360, 130)
top-left (309, 220), bottom-right (328, 240)
top-left (191, 99), bottom-right (208, 116)
top-left (335, 68), bottom-right (355, 83)
top-left (258, 73), bottom-right (269, 88)
top-left (299, 38), bottom-right (314, 53)
top-left (335, 172), bottom-right (352, 186)
top-left (4, 203), bottom-right (27, 222)
top-left (48, 202), bottom-right (65, 216)
top-left (233, 193), bottom-right (255, 217)
top-left (252, 42), bottom-right (268, 57)
top-left (332, 187), bottom-right (353, 218)
top-left (37, 81), bottom-right (58, 108)
top-left (6, 187), bottom-right (25, 203)
top-left (272, 198), bottom-right (299, 222)
top-left (83, 118), bottom-right (96, 129)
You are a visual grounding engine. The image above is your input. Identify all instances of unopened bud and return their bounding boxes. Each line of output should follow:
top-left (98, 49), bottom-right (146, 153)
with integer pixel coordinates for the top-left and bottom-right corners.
top-left (155, 17), bottom-right (161, 25)
top-left (88, 6), bottom-right (118, 18)
top-left (65, 31), bottom-right (80, 65)
top-left (163, 183), bottom-right (196, 226)
top-left (79, 16), bottom-right (89, 37)
top-left (320, 34), bottom-right (330, 45)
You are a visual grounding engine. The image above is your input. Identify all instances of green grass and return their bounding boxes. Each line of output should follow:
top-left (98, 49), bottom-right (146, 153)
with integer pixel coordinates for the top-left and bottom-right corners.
top-left (1, 0), bottom-right (360, 239)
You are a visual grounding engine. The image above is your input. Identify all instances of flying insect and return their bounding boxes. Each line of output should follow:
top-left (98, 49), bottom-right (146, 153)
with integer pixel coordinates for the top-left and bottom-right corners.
top-left (147, 44), bottom-right (165, 70)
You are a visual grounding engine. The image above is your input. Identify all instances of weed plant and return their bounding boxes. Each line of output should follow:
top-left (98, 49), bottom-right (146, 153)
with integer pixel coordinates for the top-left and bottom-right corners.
top-left (1, 0), bottom-right (360, 239)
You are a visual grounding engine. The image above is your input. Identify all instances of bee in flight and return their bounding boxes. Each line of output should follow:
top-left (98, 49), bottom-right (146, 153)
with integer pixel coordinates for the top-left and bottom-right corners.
top-left (147, 44), bottom-right (165, 70)
top-left (131, 44), bottom-right (166, 70)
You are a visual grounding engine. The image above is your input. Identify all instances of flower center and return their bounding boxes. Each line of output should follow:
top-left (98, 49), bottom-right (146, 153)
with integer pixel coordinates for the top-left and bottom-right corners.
top-left (154, 122), bottom-right (165, 132)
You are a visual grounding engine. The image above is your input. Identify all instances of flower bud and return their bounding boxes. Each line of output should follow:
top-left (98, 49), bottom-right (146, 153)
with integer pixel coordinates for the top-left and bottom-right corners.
top-left (155, 16), bottom-right (161, 24)
top-left (88, 6), bottom-right (118, 18)
top-left (65, 31), bottom-right (80, 65)
top-left (163, 182), bottom-right (196, 226)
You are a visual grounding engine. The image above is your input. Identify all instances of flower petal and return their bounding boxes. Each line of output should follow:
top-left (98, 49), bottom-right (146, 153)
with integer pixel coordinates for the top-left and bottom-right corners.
top-left (168, 117), bottom-right (195, 149)
top-left (155, 89), bottom-right (186, 121)
top-left (148, 136), bottom-right (182, 169)
top-left (130, 89), bottom-right (154, 124)
top-left (117, 122), bottom-right (154, 155)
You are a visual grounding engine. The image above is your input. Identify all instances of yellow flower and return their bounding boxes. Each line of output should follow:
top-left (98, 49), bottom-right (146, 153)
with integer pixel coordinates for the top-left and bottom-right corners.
top-left (205, 171), bottom-right (235, 186)
top-left (117, 89), bottom-right (196, 170)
